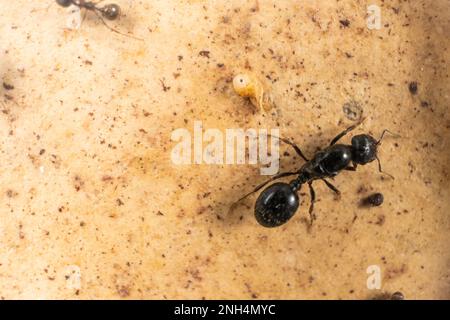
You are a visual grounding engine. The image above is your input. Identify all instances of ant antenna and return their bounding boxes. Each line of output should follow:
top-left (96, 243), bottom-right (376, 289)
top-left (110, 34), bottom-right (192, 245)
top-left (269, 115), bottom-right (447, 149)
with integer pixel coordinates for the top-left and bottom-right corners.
top-left (376, 129), bottom-right (400, 145)
top-left (92, 8), bottom-right (143, 41)
top-left (376, 155), bottom-right (394, 179)
top-left (375, 128), bottom-right (399, 178)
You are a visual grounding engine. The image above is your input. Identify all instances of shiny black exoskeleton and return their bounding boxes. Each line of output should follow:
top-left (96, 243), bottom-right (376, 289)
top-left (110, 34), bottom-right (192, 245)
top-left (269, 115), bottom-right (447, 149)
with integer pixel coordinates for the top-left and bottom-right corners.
top-left (56, 0), bottom-right (142, 40)
top-left (235, 122), bottom-right (398, 228)
top-left (56, 0), bottom-right (121, 20)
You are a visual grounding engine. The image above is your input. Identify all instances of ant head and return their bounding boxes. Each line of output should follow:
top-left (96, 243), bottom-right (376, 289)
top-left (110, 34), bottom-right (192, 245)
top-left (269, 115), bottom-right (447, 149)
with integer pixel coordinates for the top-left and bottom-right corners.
top-left (254, 182), bottom-right (299, 228)
top-left (351, 134), bottom-right (377, 165)
top-left (56, 0), bottom-right (72, 7)
top-left (102, 4), bottom-right (121, 20)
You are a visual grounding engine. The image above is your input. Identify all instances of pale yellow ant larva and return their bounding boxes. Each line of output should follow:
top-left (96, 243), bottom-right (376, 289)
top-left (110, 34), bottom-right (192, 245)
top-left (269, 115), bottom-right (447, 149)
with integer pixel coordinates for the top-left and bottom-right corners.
top-left (232, 73), bottom-right (274, 112)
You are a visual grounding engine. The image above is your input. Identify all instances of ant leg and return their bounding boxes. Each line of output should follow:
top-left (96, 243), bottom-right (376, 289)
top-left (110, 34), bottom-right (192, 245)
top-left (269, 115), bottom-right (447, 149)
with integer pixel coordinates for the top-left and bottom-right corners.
top-left (376, 155), bottom-right (394, 179)
top-left (377, 129), bottom-right (400, 145)
top-left (321, 179), bottom-right (341, 196)
top-left (268, 134), bottom-right (309, 161)
top-left (80, 5), bottom-right (88, 24)
top-left (92, 9), bottom-right (143, 40)
top-left (329, 119), bottom-right (365, 146)
top-left (308, 182), bottom-right (316, 224)
top-left (233, 171), bottom-right (299, 204)
top-left (345, 163), bottom-right (358, 171)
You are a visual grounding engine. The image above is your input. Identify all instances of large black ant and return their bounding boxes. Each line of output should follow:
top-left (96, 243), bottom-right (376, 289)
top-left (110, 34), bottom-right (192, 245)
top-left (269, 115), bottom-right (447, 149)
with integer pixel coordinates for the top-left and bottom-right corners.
top-left (56, 0), bottom-right (142, 40)
top-left (232, 121), bottom-right (398, 228)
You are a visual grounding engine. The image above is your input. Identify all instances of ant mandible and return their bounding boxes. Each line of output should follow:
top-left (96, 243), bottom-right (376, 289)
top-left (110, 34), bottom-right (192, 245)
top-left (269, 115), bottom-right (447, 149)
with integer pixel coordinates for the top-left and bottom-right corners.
top-left (56, 0), bottom-right (142, 40)
top-left (233, 120), bottom-right (398, 228)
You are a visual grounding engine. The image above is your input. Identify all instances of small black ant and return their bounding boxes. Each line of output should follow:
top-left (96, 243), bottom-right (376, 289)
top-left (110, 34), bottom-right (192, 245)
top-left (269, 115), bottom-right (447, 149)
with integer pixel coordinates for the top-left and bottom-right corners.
top-left (233, 120), bottom-right (398, 228)
top-left (56, 0), bottom-right (142, 40)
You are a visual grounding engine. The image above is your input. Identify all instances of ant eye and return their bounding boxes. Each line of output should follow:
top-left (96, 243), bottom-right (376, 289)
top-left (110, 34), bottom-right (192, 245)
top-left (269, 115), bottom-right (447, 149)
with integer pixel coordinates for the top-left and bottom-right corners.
top-left (254, 183), bottom-right (299, 228)
top-left (56, 0), bottom-right (72, 7)
top-left (102, 4), bottom-right (121, 20)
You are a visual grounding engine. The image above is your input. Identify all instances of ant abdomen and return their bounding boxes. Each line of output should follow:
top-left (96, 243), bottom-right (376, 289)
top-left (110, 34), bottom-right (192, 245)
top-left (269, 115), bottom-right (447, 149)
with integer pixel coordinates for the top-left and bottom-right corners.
top-left (56, 0), bottom-right (72, 7)
top-left (254, 183), bottom-right (299, 228)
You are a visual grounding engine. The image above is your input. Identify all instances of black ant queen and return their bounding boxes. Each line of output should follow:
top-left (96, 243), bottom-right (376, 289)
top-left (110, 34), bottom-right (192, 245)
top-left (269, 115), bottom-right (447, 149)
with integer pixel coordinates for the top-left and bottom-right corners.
top-left (233, 121), bottom-right (398, 228)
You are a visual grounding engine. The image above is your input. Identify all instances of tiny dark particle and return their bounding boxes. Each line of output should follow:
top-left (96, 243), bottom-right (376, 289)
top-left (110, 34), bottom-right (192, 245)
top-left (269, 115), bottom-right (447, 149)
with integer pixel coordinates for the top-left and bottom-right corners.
top-left (199, 50), bottom-right (210, 58)
top-left (117, 286), bottom-right (130, 298)
top-left (364, 193), bottom-right (384, 206)
top-left (339, 19), bottom-right (350, 27)
top-left (391, 292), bottom-right (405, 300)
top-left (408, 82), bottom-right (418, 95)
top-left (375, 214), bottom-right (385, 226)
top-left (420, 101), bottom-right (429, 108)
top-left (2, 82), bottom-right (14, 90)
top-left (6, 189), bottom-right (18, 198)
top-left (160, 79), bottom-right (170, 92)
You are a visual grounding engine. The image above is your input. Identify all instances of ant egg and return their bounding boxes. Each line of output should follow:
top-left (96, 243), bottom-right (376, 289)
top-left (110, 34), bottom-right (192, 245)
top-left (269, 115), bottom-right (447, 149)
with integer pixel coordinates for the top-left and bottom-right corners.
top-left (232, 73), bottom-right (274, 112)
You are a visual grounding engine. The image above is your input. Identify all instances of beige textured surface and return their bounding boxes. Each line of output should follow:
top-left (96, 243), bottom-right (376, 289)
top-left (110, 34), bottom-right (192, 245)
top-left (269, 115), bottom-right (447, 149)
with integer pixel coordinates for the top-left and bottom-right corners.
top-left (0, 0), bottom-right (449, 299)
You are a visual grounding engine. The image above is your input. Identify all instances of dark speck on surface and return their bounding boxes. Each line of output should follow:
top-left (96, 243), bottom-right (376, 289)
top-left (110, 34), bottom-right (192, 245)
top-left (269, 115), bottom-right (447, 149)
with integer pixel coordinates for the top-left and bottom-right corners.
top-left (199, 50), bottom-right (210, 58)
top-left (363, 193), bottom-right (384, 207)
top-left (339, 19), bottom-right (350, 27)
top-left (421, 101), bottom-right (429, 108)
top-left (391, 291), bottom-right (405, 300)
top-left (2, 82), bottom-right (14, 90)
top-left (408, 82), bottom-right (418, 95)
